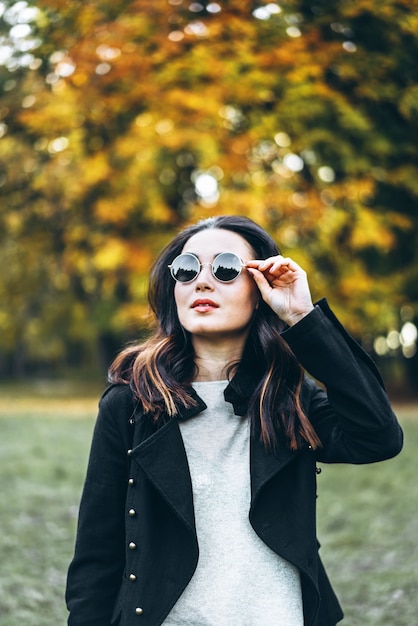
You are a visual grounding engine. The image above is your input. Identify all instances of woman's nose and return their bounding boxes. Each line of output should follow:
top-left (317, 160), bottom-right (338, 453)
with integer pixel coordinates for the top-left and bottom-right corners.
top-left (195, 264), bottom-right (214, 289)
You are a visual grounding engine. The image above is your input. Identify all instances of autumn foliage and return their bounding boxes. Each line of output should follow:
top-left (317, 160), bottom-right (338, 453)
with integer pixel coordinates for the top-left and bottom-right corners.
top-left (0, 0), bottom-right (417, 375)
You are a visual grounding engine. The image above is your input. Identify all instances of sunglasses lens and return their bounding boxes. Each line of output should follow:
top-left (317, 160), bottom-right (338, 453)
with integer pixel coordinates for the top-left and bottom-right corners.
top-left (170, 254), bottom-right (199, 283)
top-left (212, 253), bottom-right (242, 282)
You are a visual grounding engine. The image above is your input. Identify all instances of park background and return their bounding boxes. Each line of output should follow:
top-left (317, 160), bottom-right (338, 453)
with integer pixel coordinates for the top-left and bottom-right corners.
top-left (0, 1), bottom-right (417, 624)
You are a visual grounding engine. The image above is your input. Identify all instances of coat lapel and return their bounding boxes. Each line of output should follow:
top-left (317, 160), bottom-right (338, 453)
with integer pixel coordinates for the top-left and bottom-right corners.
top-left (250, 434), bottom-right (301, 505)
top-left (130, 417), bottom-right (196, 534)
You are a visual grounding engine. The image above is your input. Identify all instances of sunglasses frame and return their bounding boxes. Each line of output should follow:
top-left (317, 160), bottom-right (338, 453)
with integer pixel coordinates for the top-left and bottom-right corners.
top-left (168, 251), bottom-right (246, 284)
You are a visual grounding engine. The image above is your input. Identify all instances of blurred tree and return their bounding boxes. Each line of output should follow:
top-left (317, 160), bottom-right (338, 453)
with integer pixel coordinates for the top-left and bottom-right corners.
top-left (0, 0), bottom-right (417, 376)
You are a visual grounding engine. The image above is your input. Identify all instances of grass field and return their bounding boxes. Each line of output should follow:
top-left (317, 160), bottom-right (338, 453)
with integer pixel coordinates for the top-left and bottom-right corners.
top-left (0, 381), bottom-right (416, 626)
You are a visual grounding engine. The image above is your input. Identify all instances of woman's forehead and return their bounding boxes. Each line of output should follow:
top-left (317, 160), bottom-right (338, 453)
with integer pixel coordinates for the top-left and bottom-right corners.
top-left (181, 228), bottom-right (253, 257)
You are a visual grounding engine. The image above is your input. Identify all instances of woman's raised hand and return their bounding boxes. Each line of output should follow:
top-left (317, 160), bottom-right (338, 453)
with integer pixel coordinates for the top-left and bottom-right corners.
top-left (246, 256), bottom-right (314, 326)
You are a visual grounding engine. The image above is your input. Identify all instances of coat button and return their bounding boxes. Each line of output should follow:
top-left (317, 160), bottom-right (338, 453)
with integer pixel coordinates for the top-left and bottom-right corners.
top-left (135, 607), bottom-right (143, 615)
top-left (129, 508), bottom-right (136, 517)
top-left (128, 478), bottom-right (135, 486)
top-left (129, 573), bottom-right (137, 581)
top-left (127, 449), bottom-right (132, 456)
top-left (129, 542), bottom-right (137, 550)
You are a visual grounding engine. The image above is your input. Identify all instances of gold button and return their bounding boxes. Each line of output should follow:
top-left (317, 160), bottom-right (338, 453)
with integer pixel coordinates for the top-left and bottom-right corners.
top-left (128, 478), bottom-right (134, 486)
top-left (129, 542), bottom-right (137, 550)
top-left (129, 573), bottom-right (137, 581)
top-left (129, 508), bottom-right (136, 517)
top-left (135, 607), bottom-right (143, 615)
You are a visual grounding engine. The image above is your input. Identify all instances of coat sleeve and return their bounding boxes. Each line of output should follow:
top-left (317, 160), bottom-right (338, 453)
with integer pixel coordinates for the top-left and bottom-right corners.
top-left (281, 299), bottom-right (403, 464)
top-left (66, 384), bottom-right (135, 626)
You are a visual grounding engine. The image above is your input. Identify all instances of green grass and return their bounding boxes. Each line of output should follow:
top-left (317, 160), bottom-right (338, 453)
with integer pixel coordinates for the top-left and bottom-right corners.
top-left (316, 409), bottom-right (418, 626)
top-left (0, 382), bottom-right (99, 626)
top-left (0, 383), bottom-right (416, 625)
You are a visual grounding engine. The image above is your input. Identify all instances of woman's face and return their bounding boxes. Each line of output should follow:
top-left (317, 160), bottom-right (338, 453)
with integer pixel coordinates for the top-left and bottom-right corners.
top-left (173, 228), bottom-right (259, 344)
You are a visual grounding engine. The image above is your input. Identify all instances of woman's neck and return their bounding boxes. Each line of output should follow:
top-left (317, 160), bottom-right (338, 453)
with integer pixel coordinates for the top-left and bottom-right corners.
top-left (193, 356), bottom-right (231, 381)
top-left (192, 337), bottom-right (244, 382)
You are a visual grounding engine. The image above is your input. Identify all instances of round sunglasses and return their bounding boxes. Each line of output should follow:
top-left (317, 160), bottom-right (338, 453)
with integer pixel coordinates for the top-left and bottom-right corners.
top-left (168, 252), bottom-right (246, 283)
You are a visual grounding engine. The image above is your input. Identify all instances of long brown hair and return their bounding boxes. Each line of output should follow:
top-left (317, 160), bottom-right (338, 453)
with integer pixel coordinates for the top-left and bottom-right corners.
top-left (109, 215), bottom-right (321, 451)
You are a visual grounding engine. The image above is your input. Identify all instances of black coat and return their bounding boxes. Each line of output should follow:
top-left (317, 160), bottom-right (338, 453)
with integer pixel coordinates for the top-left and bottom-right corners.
top-left (66, 300), bottom-right (403, 626)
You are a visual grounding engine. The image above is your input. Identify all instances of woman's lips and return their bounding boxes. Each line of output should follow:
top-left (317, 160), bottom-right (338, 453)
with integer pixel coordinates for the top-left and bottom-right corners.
top-left (191, 299), bottom-right (219, 312)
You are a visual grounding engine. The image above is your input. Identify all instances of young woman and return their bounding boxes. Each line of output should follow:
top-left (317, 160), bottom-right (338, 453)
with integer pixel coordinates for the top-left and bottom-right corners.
top-left (66, 215), bottom-right (403, 626)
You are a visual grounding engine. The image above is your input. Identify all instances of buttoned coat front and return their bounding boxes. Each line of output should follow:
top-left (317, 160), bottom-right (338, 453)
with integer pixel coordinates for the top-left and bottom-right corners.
top-left (66, 301), bottom-right (403, 626)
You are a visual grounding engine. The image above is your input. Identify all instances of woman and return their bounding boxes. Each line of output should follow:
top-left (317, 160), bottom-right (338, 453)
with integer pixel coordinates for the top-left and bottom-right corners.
top-left (66, 215), bottom-right (403, 626)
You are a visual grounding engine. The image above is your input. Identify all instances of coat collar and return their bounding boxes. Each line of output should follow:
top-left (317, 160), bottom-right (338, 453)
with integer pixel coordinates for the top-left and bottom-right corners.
top-left (175, 367), bottom-right (259, 421)
top-left (130, 368), bottom-right (258, 425)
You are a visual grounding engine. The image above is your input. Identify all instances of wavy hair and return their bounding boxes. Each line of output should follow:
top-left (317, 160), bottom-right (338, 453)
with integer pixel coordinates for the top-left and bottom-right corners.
top-left (109, 215), bottom-right (321, 451)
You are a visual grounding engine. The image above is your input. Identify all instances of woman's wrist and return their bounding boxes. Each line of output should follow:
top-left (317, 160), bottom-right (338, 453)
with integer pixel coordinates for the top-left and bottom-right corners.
top-left (282, 306), bottom-right (315, 327)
